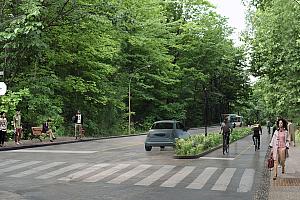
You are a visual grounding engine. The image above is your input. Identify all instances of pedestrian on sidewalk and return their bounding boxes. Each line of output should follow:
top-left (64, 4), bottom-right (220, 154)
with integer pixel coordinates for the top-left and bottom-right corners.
top-left (269, 118), bottom-right (289, 180)
top-left (0, 112), bottom-right (7, 147)
top-left (252, 122), bottom-right (262, 150)
top-left (13, 110), bottom-right (22, 145)
top-left (288, 119), bottom-right (296, 147)
top-left (73, 110), bottom-right (83, 140)
top-left (267, 119), bottom-right (272, 134)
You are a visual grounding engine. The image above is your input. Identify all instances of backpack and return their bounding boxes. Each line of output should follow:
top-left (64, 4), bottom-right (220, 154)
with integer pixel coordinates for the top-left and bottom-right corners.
top-left (223, 122), bottom-right (231, 134)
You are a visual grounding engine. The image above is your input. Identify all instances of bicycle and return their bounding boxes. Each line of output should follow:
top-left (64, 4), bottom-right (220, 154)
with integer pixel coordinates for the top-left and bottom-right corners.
top-left (223, 133), bottom-right (230, 155)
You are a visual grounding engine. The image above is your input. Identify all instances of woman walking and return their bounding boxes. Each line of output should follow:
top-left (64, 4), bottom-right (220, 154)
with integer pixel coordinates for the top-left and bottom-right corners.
top-left (269, 118), bottom-right (289, 180)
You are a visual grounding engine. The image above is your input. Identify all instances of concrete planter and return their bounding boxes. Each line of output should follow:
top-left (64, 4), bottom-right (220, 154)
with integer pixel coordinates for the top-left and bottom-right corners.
top-left (173, 131), bottom-right (251, 159)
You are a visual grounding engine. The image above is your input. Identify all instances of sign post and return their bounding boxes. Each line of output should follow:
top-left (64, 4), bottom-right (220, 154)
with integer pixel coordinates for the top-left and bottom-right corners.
top-left (0, 82), bottom-right (7, 96)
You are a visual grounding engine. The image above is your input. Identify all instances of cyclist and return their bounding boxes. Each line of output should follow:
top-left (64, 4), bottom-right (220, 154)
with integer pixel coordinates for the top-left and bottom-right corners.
top-left (252, 122), bottom-right (262, 150)
top-left (220, 117), bottom-right (233, 154)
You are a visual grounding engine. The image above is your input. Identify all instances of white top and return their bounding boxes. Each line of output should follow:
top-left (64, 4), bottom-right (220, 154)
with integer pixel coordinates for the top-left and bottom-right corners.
top-left (0, 117), bottom-right (7, 131)
top-left (76, 114), bottom-right (81, 124)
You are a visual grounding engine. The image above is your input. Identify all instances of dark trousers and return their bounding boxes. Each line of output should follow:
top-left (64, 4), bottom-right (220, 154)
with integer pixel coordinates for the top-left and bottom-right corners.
top-left (223, 132), bottom-right (230, 145)
top-left (0, 130), bottom-right (6, 145)
top-left (252, 135), bottom-right (260, 148)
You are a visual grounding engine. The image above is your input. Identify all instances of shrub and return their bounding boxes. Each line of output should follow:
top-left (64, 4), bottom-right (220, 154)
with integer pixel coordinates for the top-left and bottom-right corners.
top-left (175, 127), bottom-right (251, 156)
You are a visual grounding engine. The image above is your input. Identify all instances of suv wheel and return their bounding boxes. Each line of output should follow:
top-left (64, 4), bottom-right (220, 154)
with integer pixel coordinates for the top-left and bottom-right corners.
top-left (145, 145), bottom-right (152, 151)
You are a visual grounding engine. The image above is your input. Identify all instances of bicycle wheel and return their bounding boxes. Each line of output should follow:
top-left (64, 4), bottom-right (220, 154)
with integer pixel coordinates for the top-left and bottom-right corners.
top-left (223, 135), bottom-right (226, 155)
top-left (226, 135), bottom-right (229, 153)
top-left (226, 143), bottom-right (229, 153)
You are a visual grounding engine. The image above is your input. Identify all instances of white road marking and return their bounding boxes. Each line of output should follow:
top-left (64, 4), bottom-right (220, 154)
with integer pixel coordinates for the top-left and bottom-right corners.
top-left (237, 168), bottom-right (255, 192)
top-left (36, 163), bottom-right (87, 179)
top-left (83, 164), bottom-right (130, 183)
top-left (59, 163), bottom-right (110, 181)
top-left (9, 162), bottom-right (66, 178)
top-left (107, 165), bottom-right (151, 184)
top-left (200, 157), bottom-right (235, 161)
top-left (0, 161), bottom-right (42, 175)
top-left (135, 165), bottom-right (175, 186)
top-left (0, 160), bottom-right (20, 167)
top-left (186, 167), bottom-right (218, 189)
top-left (211, 168), bottom-right (236, 191)
top-left (9, 150), bottom-right (97, 154)
top-left (161, 166), bottom-right (195, 188)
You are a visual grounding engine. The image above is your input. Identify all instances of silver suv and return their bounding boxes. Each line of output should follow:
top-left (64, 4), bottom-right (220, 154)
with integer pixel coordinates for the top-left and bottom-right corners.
top-left (144, 120), bottom-right (190, 151)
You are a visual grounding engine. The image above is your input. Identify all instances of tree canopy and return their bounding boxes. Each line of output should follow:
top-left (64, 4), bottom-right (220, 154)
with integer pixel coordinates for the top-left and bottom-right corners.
top-left (0, 0), bottom-right (250, 135)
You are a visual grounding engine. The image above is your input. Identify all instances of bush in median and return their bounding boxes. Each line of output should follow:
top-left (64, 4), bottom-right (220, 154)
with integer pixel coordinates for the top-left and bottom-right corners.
top-left (175, 127), bottom-right (251, 156)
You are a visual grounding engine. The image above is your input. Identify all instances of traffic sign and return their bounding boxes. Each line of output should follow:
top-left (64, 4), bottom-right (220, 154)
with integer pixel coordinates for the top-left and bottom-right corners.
top-left (0, 82), bottom-right (7, 95)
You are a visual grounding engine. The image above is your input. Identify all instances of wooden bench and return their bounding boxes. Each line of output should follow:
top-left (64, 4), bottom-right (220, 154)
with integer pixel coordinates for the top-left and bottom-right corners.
top-left (30, 127), bottom-right (44, 142)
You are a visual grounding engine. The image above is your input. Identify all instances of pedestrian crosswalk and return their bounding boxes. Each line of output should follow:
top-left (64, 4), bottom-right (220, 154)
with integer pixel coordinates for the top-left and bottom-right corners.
top-left (0, 159), bottom-right (255, 192)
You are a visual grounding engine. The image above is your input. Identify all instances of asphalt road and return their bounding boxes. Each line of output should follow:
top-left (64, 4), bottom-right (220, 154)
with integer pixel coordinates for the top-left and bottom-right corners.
top-left (0, 127), bottom-right (270, 200)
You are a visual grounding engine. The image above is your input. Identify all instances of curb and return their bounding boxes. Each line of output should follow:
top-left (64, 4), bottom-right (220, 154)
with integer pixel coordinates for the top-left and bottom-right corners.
top-left (0, 133), bottom-right (147, 152)
top-left (174, 144), bottom-right (223, 159)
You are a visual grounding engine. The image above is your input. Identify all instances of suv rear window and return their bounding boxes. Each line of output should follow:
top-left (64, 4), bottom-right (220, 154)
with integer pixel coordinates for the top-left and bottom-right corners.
top-left (151, 122), bottom-right (173, 129)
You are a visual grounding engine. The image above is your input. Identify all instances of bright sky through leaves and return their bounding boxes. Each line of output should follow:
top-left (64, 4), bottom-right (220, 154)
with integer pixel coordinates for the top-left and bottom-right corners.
top-left (208, 0), bottom-right (246, 46)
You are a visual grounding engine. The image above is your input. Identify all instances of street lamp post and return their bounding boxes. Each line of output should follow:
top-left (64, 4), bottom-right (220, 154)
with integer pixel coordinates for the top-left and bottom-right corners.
top-left (128, 65), bottom-right (149, 135)
top-left (204, 88), bottom-right (208, 137)
top-left (128, 76), bottom-right (133, 135)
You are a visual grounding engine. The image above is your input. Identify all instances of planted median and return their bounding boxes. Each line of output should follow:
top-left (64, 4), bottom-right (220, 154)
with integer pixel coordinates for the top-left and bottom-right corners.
top-left (174, 127), bottom-right (251, 158)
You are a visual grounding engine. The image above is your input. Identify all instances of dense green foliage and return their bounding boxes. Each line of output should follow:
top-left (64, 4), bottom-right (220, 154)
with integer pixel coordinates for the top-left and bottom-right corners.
top-left (0, 0), bottom-right (250, 136)
top-left (244, 0), bottom-right (300, 124)
top-left (175, 127), bottom-right (251, 156)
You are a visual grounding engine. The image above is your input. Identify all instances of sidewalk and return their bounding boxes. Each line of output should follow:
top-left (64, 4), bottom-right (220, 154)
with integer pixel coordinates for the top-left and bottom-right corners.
top-left (0, 133), bottom-right (147, 152)
top-left (0, 136), bottom-right (97, 151)
top-left (268, 142), bottom-right (300, 200)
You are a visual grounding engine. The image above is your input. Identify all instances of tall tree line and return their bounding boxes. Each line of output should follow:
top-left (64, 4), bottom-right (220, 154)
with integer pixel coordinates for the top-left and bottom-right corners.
top-left (0, 0), bottom-right (249, 136)
top-left (244, 0), bottom-right (300, 123)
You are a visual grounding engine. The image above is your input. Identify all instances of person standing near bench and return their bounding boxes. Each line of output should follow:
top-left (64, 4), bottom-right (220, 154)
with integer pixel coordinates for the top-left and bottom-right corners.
top-left (0, 112), bottom-right (7, 147)
top-left (42, 119), bottom-right (56, 142)
top-left (73, 110), bottom-right (83, 140)
top-left (13, 110), bottom-right (22, 145)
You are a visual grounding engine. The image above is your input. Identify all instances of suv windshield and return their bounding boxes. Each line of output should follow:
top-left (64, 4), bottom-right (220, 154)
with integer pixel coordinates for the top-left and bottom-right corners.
top-left (151, 122), bottom-right (173, 129)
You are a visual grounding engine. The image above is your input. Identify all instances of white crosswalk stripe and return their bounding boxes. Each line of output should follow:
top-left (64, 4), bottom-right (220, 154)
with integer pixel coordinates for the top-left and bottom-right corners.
top-left (0, 160), bottom-right (20, 167)
top-left (211, 168), bottom-right (236, 191)
top-left (36, 163), bottom-right (88, 179)
top-left (107, 164), bottom-right (151, 184)
top-left (83, 164), bottom-right (130, 183)
top-left (161, 166), bottom-right (195, 188)
top-left (59, 163), bottom-right (110, 182)
top-left (237, 168), bottom-right (255, 192)
top-left (135, 165), bottom-right (175, 186)
top-left (186, 167), bottom-right (218, 190)
top-left (9, 162), bottom-right (66, 178)
top-left (0, 160), bottom-right (255, 192)
top-left (0, 161), bottom-right (42, 175)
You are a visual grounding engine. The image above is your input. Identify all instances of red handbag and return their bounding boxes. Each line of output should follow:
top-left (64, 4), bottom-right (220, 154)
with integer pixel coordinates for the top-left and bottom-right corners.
top-left (267, 153), bottom-right (274, 168)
